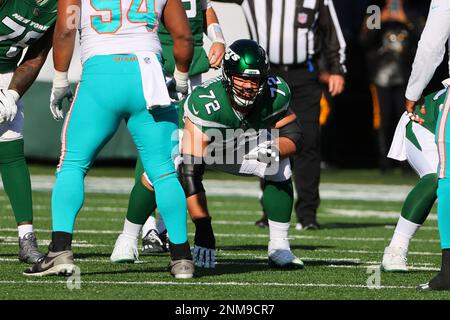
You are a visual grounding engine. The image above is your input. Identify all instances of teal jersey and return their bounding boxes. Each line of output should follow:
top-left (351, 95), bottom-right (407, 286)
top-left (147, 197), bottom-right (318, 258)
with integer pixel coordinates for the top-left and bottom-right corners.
top-left (158, 0), bottom-right (209, 76)
top-left (0, 0), bottom-right (57, 73)
top-left (181, 75), bottom-right (291, 137)
top-left (406, 89), bottom-right (444, 149)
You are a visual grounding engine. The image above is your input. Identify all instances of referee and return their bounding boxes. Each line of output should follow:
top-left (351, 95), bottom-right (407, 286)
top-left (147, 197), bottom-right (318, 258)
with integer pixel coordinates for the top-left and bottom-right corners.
top-left (214, 0), bottom-right (347, 230)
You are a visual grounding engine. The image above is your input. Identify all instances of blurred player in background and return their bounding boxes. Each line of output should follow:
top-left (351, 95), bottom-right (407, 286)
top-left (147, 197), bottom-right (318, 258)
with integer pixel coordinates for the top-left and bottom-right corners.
top-left (113, 39), bottom-right (305, 269)
top-left (24, 0), bottom-right (195, 279)
top-left (0, 0), bottom-right (57, 264)
top-left (117, 0), bottom-right (226, 256)
top-left (382, 83), bottom-right (446, 272)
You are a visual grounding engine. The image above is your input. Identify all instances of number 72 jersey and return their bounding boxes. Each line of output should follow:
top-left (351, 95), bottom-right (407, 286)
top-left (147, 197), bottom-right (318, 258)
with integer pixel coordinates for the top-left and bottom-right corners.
top-left (182, 75), bottom-right (292, 134)
top-left (0, 0), bottom-right (57, 73)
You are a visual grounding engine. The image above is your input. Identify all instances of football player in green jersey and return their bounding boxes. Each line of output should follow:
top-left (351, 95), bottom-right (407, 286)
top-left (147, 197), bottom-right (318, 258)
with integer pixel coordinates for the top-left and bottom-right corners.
top-left (0, 0), bottom-right (57, 263)
top-left (112, 39), bottom-right (305, 269)
top-left (132, 0), bottom-right (226, 254)
top-left (381, 82), bottom-right (443, 272)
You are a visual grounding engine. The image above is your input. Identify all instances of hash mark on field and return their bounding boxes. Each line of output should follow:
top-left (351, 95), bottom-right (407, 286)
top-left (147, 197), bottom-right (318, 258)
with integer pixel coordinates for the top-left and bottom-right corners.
top-left (0, 280), bottom-right (415, 289)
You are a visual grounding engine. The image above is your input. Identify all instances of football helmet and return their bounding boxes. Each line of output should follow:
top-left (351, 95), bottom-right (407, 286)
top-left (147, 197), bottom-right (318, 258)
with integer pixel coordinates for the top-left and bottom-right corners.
top-left (222, 39), bottom-right (269, 110)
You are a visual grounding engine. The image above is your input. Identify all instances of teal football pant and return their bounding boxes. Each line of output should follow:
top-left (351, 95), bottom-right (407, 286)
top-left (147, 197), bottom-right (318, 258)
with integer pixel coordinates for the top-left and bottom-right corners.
top-left (51, 54), bottom-right (188, 244)
top-left (436, 102), bottom-right (450, 249)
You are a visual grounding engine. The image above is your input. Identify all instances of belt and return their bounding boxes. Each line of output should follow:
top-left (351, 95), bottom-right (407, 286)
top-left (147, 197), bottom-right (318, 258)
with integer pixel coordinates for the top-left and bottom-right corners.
top-left (271, 61), bottom-right (314, 72)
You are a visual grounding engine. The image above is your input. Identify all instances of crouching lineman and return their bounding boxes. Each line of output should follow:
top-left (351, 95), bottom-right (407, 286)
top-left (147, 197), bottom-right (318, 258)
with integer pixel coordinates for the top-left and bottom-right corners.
top-left (381, 80), bottom-right (446, 272)
top-left (112, 39), bottom-right (305, 269)
top-left (0, 0), bottom-right (58, 263)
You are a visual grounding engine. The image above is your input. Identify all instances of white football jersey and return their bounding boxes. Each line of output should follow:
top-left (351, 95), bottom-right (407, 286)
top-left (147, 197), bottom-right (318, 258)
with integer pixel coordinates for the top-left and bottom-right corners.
top-left (80, 0), bottom-right (167, 64)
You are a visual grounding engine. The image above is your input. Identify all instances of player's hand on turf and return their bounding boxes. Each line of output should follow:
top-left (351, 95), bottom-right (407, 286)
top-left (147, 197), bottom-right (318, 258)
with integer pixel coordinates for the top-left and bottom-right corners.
top-left (193, 245), bottom-right (216, 268)
top-left (208, 42), bottom-right (225, 69)
top-left (245, 141), bottom-right (279, 165)
top-left (0, 89), bottom-right (19, 123)
top-left (405, 98), bottom-right (424, 124)
top-left (50, 71), bottom-right (73, 121)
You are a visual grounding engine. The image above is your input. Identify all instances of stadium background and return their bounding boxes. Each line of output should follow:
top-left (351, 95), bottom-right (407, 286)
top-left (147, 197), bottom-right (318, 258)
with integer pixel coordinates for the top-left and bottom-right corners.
top-left (21, 0), bottom-right (446, 167)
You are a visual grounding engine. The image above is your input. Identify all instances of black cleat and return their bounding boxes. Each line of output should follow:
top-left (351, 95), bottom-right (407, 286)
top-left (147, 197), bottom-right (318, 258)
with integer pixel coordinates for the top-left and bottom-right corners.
top-left (142, 229), bottom-right (167, 254)
top-left (417, 272), bottom-right (450, 291)
top-left (18, 232), bottom-right (45, 264)
top-left (255, 215), bottom-right (269, 228)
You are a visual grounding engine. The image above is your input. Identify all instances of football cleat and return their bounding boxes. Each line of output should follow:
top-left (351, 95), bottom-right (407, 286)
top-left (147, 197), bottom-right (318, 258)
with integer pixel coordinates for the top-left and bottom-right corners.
top-left (381, 246), bottom-right (408, 272)
top-left (255, 215), bottom-right (269, 228)
top-left (268, 248), bottom-right (304, 269)
top-left (169, 259), bottom-right (195, 279)
top-left (110, 233), bottom-right (138, 263)
top-left (18, 232), bottom-right (45, 264)
top-left (417, 272), bottom-right (450, 291)
top-left (23, 250), bottom-right (75, 277)
top-left (142, 229), bottom-right (167, 254)
top-left (193, 245), bottom-right (216, 268)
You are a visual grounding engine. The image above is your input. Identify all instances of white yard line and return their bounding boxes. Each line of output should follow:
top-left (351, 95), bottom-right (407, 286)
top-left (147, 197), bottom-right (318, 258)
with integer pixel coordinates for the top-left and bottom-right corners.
top-left (0, 279), bottom-right (415, 289)
top-left (0, 175), bottom-right (414, 201)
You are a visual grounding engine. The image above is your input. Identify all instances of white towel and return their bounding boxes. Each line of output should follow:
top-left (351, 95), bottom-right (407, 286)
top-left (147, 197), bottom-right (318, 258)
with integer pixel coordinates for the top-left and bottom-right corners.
top-left (135, 52), bottom-right (172, 110)
top-left (387, 112), bottom-right (411, 161)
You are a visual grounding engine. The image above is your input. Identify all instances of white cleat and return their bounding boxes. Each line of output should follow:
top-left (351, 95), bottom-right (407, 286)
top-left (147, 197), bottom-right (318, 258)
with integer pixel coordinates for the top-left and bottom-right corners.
top-left (381, 246), bottom-right (408, 272)
top-left (268, 248), bottom-right (304, 269)
top-left (110, 234), bottom-right (139, 263)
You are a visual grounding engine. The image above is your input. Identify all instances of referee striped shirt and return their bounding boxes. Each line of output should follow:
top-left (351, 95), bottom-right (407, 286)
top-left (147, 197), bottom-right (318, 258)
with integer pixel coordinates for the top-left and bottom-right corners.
top-left (214, 0), bottom-right (347, 74)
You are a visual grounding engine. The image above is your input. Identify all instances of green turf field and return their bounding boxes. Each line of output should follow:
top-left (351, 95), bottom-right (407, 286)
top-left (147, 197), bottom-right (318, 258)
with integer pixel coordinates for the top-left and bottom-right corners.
top-left (0, 168), bottom-right (449, 300)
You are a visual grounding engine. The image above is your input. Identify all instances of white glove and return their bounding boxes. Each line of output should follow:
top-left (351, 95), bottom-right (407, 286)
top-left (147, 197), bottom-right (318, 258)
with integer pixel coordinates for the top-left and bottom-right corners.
top-left (50, 70), bottom-right (73, 121)
top-left (245, 140), bottom-right (280, 164)
top-left (0, 89), bottom-right (20, 124)
top-left (193, 245), bottom-right (216, 268)
top-left (172, 67), bottom-right (189, 95)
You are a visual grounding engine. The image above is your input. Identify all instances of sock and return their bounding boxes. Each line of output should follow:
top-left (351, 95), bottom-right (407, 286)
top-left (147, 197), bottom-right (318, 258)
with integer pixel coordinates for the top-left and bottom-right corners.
top-left (123, 219), bottom-right (141, 239)
top-left (18, 224), bottom-right (33, 238)
top-left (142, 214), bottom-right (157, 239)
top-left (437, 178), bottom-right (450, 249)
top-left (51, 167), bottom-right (85, 233)
top-left (169, 241), bottom-right (192, 261)
top-left (193, 217), bottom-right (215, 249)
top-left (268, 219), bottom-right (290, 250)
top-left (401, 173), bottom-right (438, 224)
top-left (126, 176), bottom-right (157, 225)
top-left (0, 139), bottom-right (33, 224)
top-left (389, 216), bottom-right (421, 250)
top-left (49, 231), bottom-right (72, 252)
top-left (428, 249), bottom-right (450, 290)
top-left (157, 214), bottom-right (167, 234)
top-left (263, 179), bottom-right (293, 223)
top-left (152, 173), bottom-right (188, 245)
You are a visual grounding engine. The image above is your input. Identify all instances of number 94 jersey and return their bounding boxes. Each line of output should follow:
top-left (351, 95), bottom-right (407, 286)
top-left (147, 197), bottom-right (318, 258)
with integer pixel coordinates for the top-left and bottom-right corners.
top-left (0, 0), bottom-right (57, 73)
top-left (182, 75), bottom-right (292, 134)
top-left (80, 0), bottom-right (167, 64)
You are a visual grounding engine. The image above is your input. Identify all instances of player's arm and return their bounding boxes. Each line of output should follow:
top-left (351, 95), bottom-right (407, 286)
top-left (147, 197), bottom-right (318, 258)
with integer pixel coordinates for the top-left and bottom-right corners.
top-left (273, 110), bottom-right (302, 158)
top-left (163, 0), bottom-right (193, 94)
top-left (180, 117), bottom-right (210, 221)
top-left (8, 25), bottom-right (54, 97)
top-left (202, 1), bottom-right (225, 69)
top-left (49, 0), bottom-right (79, 121)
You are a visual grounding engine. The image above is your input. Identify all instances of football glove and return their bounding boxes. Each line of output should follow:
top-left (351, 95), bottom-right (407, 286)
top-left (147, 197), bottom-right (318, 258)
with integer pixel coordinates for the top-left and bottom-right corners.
top-left (244, 140), bottom-right (280, 164)
top-left (50, 71), bottom-right (73, 121)
top-left (0, 89), bottom-right (20, 123)
top-left (193, 245), bottom-right (216, 268)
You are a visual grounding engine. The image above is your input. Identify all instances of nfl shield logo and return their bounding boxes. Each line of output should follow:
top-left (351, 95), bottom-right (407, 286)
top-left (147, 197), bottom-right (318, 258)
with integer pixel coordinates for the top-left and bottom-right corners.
top-left (297, 13), bottom-right (308, 24)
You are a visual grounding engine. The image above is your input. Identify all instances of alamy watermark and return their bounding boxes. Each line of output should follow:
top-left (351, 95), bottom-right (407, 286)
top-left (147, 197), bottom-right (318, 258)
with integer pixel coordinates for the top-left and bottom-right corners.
top-left (366, 5), bottom-right (381, 30)
top-left (366, 266), bottom-right (381, 289)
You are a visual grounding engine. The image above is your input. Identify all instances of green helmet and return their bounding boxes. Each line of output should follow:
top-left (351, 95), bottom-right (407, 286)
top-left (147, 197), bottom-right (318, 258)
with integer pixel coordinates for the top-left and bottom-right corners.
top-left (222, 39), bottom-right (269, 110)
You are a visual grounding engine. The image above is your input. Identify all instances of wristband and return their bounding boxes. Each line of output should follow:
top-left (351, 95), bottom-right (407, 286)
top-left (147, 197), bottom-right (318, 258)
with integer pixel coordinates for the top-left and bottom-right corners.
top-left (53, 70), bottom-right (69, 88)
top-left (207, 23), bottom-right (225, 44)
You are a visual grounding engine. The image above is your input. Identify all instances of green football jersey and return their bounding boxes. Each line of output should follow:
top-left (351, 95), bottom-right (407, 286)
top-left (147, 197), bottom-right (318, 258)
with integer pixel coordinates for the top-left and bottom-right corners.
top-left (159, 0), bottom-right (209, 77)
top-left (0, 0), bottom-right (57, 73)
top-left (406, 89), bottom-right (443, 149)
top-left (181, 75), bottom-right (291, 139)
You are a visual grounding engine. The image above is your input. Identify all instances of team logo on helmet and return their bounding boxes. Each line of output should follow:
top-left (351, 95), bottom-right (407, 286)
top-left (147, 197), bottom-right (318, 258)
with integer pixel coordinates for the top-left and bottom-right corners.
top-left (35, 0), bottom-right (50, 6)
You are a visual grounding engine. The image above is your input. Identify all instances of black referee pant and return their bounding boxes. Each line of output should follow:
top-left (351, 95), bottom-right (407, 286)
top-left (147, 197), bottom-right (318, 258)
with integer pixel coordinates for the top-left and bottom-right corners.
top-left (271, 64), bottom-right (322, 225)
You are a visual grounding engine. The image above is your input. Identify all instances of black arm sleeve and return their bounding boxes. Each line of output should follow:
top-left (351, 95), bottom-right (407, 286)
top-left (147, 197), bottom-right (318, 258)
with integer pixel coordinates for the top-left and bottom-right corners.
top-left (318, 0), bottom-right (347, 75)
top-left (178, 154), bottom-right (206, 197)
top-left (279, 120), bottom-right (303, 154)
